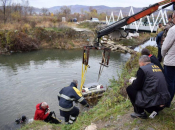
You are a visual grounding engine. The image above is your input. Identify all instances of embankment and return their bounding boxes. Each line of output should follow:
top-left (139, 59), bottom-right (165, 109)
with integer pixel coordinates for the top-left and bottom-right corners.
top-left (21, 46), bottom-right (175, 130)
top-left (0, 26), bottom-right (90, 54)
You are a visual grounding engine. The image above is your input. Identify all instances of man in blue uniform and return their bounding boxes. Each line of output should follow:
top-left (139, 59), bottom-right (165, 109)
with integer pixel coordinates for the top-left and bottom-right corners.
top-left (58, 80), bottom-right (89, 124)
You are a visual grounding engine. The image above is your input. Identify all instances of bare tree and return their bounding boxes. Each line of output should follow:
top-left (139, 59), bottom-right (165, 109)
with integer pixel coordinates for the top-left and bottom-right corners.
top-left (21, 0), bottom-right (29, 16)
top-left (0, 0), bottom-right (11, 23)
top-left (60, 6), bottom-right (71, 17)
top-left (28, 6), bottom-right (34, 15)
top-left (41, 8), bottom-right (48, 16)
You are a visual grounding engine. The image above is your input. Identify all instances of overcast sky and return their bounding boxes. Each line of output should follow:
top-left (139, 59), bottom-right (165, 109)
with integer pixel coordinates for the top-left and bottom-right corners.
top-left (23, 0), bottom-right (162, 8)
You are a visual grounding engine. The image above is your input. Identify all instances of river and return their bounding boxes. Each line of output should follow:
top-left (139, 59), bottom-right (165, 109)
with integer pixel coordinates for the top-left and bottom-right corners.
top-left (0, 49), bottom-right (130, 129)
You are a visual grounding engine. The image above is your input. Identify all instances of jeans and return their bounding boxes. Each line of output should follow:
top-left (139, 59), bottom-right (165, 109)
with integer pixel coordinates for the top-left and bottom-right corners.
top-left (158, 47), bottom-right (162, 62)
top-left (156, 31), bottom-right (163, 62)
top-left (164, 65), bottom-right (175, 106)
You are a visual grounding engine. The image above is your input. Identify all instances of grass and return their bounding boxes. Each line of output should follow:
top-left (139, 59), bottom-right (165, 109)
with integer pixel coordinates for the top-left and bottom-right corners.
top-left (77, 22), bottom-right (99, 31)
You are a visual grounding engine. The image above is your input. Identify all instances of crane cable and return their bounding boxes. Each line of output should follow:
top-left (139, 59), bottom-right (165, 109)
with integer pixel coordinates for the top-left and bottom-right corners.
top-left (97, 52), bottom-right (106, 82)
top-left (80, 52), bottom-right (89, 92)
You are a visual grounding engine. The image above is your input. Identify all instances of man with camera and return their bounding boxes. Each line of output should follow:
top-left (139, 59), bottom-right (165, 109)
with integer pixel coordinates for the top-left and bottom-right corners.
top-left (34, 102), bottom-right (61, 124)
top-left (34, 102), bottom-right (50, 121)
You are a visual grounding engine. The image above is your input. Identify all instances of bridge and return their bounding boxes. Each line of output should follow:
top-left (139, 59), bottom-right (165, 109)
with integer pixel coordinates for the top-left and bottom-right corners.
top-left (106, 7), bottom-right (169, 33)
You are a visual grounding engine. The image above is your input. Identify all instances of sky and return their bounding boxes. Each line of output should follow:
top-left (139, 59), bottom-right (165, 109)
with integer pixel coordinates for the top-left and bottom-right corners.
top-left (18, 0), bottom-right (163, 8)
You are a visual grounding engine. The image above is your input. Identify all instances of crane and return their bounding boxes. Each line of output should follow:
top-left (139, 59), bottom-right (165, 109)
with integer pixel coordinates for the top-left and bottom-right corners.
top-left (80, 0), bottom-right (175, 91)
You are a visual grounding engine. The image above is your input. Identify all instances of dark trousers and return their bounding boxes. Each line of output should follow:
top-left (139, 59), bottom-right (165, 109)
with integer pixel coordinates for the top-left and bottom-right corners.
top-left (157, 47), bottom-right (162, 62)
top-left (60, 106), bottom-right (79, 122)
top-left (126, 85), bottom-right (164, 113)
top-left (164, 65), bottom-right (175, 106)
top-left (44, 116), bottom-right (61, 124)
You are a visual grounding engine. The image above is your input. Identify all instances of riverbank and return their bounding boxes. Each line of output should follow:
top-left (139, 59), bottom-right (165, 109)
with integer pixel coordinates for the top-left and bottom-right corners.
top-left (0, 22), bottom-right (153, 55)
top-left (0, 24), bottom-right (90, 54)
top-left (21, 46), bottom-right (175, 130)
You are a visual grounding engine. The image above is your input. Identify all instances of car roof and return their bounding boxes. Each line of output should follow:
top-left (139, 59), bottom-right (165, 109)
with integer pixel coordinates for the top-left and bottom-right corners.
top-left (84, 82), bottom-right (100, 87)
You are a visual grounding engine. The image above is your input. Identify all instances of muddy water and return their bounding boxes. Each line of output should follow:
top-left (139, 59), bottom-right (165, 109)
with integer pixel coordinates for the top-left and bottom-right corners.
top-left (0, 49), bottom-right (130, 129)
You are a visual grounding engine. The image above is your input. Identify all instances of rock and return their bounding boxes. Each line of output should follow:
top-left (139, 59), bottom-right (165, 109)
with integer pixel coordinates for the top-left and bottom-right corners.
top-left (103, 38), bottom-right (107, 41)
top-left (39, 125), bottom-right (52, 130)
top-left (110, 116), bottom-right (114, 119)
top-left (105, 124), bottom-right (110, 127)
top-left (117, 115), bottom-right (121, 121)
top-left (85, 123), bottom-right (97, 130)
top-left (136, 120), bottom-right (141, 124)
top-left (132, 128), bottom-right (139, 130)
top-left (147, 127), bottom-right (155, 130)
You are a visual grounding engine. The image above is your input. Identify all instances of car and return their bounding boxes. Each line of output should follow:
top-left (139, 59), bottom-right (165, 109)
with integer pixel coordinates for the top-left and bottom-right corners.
top-left (82, 82), bottom-right (106, 98)
top-left (91, 18), bottom-right (99, 22)
top-left (71, 18), bottom-right (77, 22)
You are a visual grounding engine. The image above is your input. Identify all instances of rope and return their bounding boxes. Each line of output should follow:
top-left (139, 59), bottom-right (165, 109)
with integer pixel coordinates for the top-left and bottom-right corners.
top-left (80, 53), bottom-right (88, 92)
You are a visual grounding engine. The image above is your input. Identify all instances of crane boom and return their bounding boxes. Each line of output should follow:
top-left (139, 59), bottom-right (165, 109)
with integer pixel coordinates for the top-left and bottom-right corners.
top-left (97, 0), bottom-right (175, 40)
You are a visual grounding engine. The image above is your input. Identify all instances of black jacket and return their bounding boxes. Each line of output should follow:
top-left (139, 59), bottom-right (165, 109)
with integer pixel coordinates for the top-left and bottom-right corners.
top-left (134, 63), bottom-right (170, 108)
top-left (149, 54), bottom-right (164, 73)
top-left (58, 82), bottom-right (88, 111)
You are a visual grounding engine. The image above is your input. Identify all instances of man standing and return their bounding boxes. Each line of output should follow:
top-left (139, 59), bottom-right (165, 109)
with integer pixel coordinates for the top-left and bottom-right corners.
top-left (156, 23), bottom-right (165, 62)
top-left (126, 55), bottom-right (170, 119)
top-left (58, 80), bottom-right (89, 124)
top-left (161, 14), bottom-right (174, 45)
top-left (161, 11), bottom-right (175, 107)
top-left (156, 23), bottom-right (164, 34)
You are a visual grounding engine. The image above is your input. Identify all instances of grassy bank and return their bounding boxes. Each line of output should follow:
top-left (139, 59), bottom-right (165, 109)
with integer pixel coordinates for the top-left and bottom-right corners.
top-left (0, 25), bottom-right (89, 54)
top-left (21, 46), bottom-right (175, 130)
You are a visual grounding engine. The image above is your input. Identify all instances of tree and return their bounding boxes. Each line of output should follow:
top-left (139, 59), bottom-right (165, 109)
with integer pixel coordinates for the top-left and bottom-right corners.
top-left (28, 6), bottom-right (34, 15)
top-left (21, 0), bottom-right (29, 16)
top-left (0, 0), bottom-right (11, 23)
top-left (60, 6), bottom-right (71, 17)
top-left (41, 8), bottom-right (48, 16)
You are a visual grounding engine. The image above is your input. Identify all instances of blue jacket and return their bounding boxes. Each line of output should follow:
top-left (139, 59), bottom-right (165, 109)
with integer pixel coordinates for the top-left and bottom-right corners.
top-left (156, 31), bottom-right (164, 48)
top-left (58, 82), bottom-right (88, 111)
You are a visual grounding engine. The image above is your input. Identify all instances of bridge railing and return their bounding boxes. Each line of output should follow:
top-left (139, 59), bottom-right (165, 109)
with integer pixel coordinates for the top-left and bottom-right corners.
top-left (106, 7), bottom-right (168, 32)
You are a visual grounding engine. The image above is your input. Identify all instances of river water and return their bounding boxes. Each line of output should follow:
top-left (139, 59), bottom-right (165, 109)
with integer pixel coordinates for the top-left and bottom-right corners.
top-left (0, 38), bottom-right (157, 129)
top-left (0, 49), bottom-right (131, 129)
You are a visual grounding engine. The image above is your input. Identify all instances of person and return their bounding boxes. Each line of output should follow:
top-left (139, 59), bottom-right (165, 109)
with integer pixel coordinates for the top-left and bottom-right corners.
top-left (58, 80), bottom-right (89, 124)
top-left (161, 14), bottom-right (174, 46)
top-left (34, 102), bottom-right (61, 124)
top-left (126, 55), bottom-right (170, 119)
top-left (156, 31), bottom-right (164, 62)
top-left (156, 23), bottom-right (164, 34)
top-left (141, 48), bottom-right (163, 72)
top-left (161, 11), bottom-right (175, 107)
top-left (34, 102), bottom-right (50, 120)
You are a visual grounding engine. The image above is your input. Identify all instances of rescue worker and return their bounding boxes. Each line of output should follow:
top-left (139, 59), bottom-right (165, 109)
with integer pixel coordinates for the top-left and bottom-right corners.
top-left (126, 55), bottom-right (170, 119)
top-left (58, 80), bottom-right (89, 124)
top-left (34, 102), bottom-right (50, 120)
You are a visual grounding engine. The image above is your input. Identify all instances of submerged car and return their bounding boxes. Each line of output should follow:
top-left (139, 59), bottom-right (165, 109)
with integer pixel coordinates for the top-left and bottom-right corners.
top-left (82, 82), bottom-right (106, 98)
